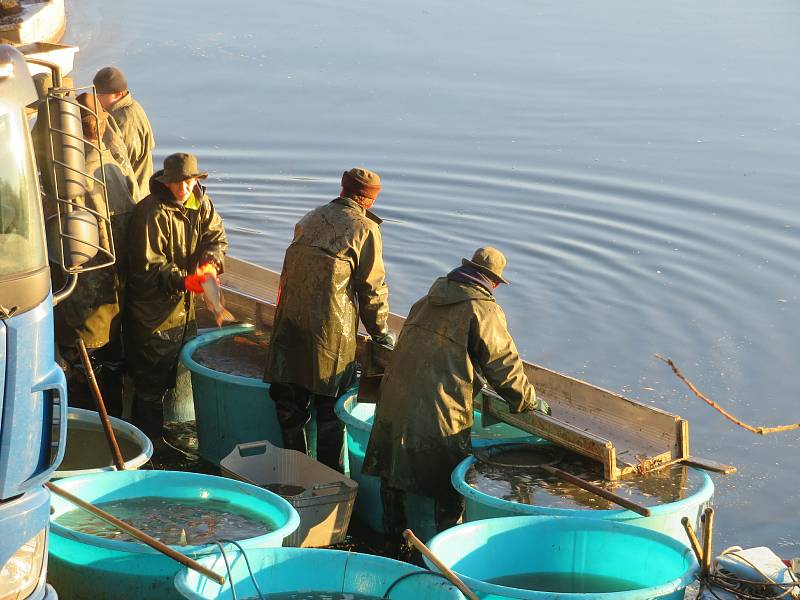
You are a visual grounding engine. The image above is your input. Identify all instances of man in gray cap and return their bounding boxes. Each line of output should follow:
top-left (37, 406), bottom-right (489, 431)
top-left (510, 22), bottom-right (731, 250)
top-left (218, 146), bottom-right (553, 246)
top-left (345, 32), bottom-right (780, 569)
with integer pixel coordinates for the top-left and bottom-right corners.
top-left (263, 167), bottom-right (395, 472)
top-left (93, 66), bottom-right (155, 197)
top-left (124, 153), bottom-right (227, 436)
top-left (363, 246), bottom-right (550, 559)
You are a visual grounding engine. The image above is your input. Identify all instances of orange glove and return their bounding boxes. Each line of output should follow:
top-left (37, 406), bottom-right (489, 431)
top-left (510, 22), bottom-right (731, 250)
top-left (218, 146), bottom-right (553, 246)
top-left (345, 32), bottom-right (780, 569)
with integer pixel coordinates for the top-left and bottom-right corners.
top-left (183, 272), bottom-right (208, 294)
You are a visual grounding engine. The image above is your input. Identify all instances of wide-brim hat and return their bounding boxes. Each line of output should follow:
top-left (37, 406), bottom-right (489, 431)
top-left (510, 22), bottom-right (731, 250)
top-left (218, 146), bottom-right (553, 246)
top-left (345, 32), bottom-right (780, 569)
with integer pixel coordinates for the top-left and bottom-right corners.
top-left (462, 246), bottom-right (509, 284)
top-left (154, 152), bottom-right (208, 184)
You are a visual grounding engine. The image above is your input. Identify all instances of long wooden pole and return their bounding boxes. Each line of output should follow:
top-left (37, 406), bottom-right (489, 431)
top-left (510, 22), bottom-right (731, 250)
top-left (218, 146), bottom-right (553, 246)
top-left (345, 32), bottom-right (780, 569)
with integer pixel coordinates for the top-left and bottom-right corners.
top-left (403, 529), bottom-right (479, 600)
top-left (540, 465), bottom-right (652, 517)
top-left (701, 507), bottom-right (715, 577)
top-left (46, 482), bottom-right (225, 585)
top-left (76, 339), bottom-right (126, 470)
top-left (680, 517), bottom-right (704, 566)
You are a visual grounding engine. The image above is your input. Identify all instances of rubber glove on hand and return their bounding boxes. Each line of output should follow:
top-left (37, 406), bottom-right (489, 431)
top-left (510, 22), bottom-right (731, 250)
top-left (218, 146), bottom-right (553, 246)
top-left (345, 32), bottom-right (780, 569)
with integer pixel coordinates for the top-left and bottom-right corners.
top-left (536, 398), bottom-right (552, 416)
top-left (183, 272), bottom-right (208, 294)
top-left (372, 331), bottom-right (397, 349)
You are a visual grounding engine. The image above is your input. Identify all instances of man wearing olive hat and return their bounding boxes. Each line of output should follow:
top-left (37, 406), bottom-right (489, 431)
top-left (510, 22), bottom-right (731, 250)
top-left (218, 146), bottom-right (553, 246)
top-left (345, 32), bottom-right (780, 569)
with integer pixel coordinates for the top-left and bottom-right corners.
top-left (363, 246), bottom-right (550, 559)
top-left (93, 65), bottom-right (155, 197)
top-left (264, 167), bottom-right (394, 472)
top-left (125, 153), bottom-right (227, 435)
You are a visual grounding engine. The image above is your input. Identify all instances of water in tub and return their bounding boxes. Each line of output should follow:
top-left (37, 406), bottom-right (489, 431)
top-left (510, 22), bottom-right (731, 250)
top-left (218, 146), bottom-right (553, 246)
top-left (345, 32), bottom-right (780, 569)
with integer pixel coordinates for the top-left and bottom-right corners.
top-left (54, 496), bottom-right (273, 545)
top-left (192, 331), bottom-right (270, 379)
top-left (466, 448), bottom-right (705, 510)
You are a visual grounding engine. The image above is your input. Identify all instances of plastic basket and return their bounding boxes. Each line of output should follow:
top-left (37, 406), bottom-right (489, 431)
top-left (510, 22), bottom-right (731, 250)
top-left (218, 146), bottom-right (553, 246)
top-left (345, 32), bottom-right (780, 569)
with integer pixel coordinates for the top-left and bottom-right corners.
top-left (221, 441), bottom-right (357, 547)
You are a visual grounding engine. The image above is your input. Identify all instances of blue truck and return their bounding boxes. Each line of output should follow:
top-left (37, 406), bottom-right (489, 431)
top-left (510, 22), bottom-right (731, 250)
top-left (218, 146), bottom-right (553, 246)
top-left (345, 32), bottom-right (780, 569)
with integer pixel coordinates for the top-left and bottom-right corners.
top-left (0, 44), bottom-right (113, 600)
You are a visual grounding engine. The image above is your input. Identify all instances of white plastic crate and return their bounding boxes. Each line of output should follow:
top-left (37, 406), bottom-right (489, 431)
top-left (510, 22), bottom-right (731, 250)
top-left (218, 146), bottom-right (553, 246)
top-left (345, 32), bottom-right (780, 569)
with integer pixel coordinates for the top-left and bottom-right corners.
top-left (221, 440), bottom-right (358, 547)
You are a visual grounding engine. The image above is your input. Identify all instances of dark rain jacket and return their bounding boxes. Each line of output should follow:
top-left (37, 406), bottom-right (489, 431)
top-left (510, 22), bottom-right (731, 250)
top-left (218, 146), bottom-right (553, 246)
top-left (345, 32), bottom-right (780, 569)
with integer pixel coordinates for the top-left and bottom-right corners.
top-left (362, 276), bottom-right (537, 496)
top-left (124, 173), bottom-right (227, 393)
top-left (107, 92), bottom-right (155, 196)
top-left (104, 115), bottom-right (141, 200)
top-left (54, 142), bottom-right (137, 349)
top-left (263, 197), bottom-right (390, 397)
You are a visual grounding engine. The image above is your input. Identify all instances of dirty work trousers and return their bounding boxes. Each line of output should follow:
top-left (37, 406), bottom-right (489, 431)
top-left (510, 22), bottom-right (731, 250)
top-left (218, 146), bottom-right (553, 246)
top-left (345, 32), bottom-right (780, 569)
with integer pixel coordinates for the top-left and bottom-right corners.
top-left (269, 382), bottom-right (344, 473)
top-left (380, 479), bottom-right (465, 562)
top-left (58, 337), bottom-right (124, 418)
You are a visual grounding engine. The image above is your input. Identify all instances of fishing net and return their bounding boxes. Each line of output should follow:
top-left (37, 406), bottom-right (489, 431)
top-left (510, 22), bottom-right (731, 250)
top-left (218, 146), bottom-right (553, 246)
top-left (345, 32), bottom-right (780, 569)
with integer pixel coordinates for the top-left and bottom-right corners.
top-left (473, 442), bottom-right (564, 469)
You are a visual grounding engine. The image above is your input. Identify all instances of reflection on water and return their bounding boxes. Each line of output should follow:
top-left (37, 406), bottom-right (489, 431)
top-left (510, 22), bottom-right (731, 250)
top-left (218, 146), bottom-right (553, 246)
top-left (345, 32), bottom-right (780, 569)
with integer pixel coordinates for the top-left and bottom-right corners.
top-left (487, 573), bottom-right (643, 594)
top-left (54, 496), bottom-right (272, 545)
top-left (467, 450), bottom-right (702, 510)
top-left (63, 0), bottom-right (800, 552)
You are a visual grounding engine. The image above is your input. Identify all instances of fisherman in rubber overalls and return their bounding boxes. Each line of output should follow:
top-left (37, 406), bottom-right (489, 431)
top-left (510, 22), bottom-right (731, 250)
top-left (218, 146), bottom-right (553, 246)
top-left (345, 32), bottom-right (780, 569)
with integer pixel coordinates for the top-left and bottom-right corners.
top-left (263, 167), bottom-right (395, 473)
top-left (362, 247), bottom-right (550, 560)
top-left (124, 153), bottom-right (227, 437)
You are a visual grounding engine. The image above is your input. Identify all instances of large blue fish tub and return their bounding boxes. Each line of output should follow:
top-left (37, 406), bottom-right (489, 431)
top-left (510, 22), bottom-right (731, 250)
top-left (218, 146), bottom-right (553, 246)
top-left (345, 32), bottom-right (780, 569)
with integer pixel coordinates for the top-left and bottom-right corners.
top-left (452, 455), bottom-right (714, 545)
top-left (425, 516), bottom-right (698, 600)
top-left (335, 392), bottom-right (544, 536)
top-left (175, 546), bottom-right (466, 599)
top-left (48, 470), bottom-right (300, 600)
top-left (181, 324), bottom-right (283, 465)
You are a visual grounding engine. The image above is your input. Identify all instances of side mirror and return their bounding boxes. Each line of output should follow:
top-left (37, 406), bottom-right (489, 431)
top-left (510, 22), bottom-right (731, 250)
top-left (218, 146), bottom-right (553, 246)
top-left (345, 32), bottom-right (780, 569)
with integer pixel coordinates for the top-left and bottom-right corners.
top-left (46, 208), bottom-right (99, 269)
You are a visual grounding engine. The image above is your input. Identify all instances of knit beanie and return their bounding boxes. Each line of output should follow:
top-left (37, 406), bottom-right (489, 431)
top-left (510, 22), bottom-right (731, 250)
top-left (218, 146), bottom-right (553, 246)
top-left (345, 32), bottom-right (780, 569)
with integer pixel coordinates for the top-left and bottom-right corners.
top-left (93, 66), bottom-right (128, 94)
top-left (341, 168), bottom-right (382, 205)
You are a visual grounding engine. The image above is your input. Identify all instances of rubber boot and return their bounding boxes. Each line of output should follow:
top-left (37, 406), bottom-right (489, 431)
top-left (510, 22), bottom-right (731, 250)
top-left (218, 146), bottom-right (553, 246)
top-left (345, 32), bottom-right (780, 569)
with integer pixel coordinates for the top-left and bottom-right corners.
top-left (380, 481), bottom-right (414, 561)
top-left (271, 383), bottom-right (312, 454)
top-left (315, 394), bottom-right (345, 472)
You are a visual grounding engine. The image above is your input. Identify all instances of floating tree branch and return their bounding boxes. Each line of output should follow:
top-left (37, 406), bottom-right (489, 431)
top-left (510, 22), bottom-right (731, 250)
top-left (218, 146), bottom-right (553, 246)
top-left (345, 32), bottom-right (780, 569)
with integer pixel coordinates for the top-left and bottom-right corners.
top-left (655, 354), bottom-right (800, 435)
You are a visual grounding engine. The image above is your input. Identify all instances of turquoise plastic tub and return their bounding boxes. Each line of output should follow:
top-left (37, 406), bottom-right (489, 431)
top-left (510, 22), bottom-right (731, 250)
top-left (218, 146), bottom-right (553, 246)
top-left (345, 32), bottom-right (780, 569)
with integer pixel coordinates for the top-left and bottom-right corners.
top-left (48, 470), bottom-right (300, 600)
top-left (175, 546), bottom-right (466, 599)
top-left (425, 516), bottom-right (698, 600)
top-left (180, 324), bottom-right (282, 465)
top-left (452, 455), bottom-right (713, 546)
top-left (54, 408), bottom-right (153, 478)
top-left (335, 391), bottom-right (545, 537)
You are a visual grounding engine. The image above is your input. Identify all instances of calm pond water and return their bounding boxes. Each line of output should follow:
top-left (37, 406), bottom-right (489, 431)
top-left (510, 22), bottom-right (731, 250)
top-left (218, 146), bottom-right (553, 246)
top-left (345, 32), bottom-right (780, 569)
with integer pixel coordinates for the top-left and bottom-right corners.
top-left (63, 1), bottom-right (800, 554)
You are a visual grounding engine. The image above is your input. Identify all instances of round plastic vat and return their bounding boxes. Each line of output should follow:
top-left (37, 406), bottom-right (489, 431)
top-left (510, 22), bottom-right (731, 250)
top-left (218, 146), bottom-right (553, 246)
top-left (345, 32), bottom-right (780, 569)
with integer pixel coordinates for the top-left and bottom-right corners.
top-left (425, 516), bottom-right (698, 600)
top-left (175, 546), bottom-right (465, 599)
top-left (54, 408), bottom-right (153, 478)
top-left (452, 455), bottom-right (713, 545)
top-left (181, 324), bottom-right (286, 465)
top-left (335, 391), bottom-right (545, 536)
top-left (48, 470), bottom-right (300, 600)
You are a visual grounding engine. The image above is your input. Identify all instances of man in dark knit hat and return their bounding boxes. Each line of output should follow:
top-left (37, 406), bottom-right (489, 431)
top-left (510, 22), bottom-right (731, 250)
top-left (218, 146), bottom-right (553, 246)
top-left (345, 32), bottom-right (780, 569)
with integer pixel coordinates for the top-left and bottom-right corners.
top-left (363, 246), bottom-right (550, 560)
top-left (125, 153), bottom-right (227, 436)
top-left (93, 66), bottom-right (155, 198)
top-left (264, 167), bottom-right (395, 472)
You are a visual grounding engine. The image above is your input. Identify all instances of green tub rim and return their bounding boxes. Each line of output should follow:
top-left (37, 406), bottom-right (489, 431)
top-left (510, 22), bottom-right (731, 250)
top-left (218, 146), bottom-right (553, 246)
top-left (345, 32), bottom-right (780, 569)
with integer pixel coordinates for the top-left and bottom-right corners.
top-left (425, 515), bottom-right (698, 600)
top-left (49, 470), bottom-right (300, 555)
top-left (180, 324), bottom-right (267, 389)
top-left (452, 454), bottom-right (714, 519)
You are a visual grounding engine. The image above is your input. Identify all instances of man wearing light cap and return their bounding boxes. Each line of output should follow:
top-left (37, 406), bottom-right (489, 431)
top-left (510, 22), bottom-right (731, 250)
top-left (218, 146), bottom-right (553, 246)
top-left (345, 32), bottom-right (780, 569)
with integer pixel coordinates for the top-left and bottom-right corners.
top-left (363, 246), bottom-right (549, 560)
top-left (125, 153), bottom-right (227, 435)
top-left (93, 66), bottom-right (155, 197)
top-left (264, 167), bottom-right (394, 472)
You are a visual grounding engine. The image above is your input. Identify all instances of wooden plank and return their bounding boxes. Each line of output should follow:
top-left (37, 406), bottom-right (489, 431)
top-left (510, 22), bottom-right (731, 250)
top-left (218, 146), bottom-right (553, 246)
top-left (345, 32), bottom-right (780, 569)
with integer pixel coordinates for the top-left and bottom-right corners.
top-left (216, 256), bottom-right (693, 481)
top-left (683, 457), bottom-right (737, 475)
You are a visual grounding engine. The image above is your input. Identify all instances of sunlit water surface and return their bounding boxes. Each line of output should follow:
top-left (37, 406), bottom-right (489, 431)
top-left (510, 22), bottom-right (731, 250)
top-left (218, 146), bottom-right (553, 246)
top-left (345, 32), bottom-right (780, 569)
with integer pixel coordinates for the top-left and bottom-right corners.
top-left (64, 0), bottom-right (800, 553)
